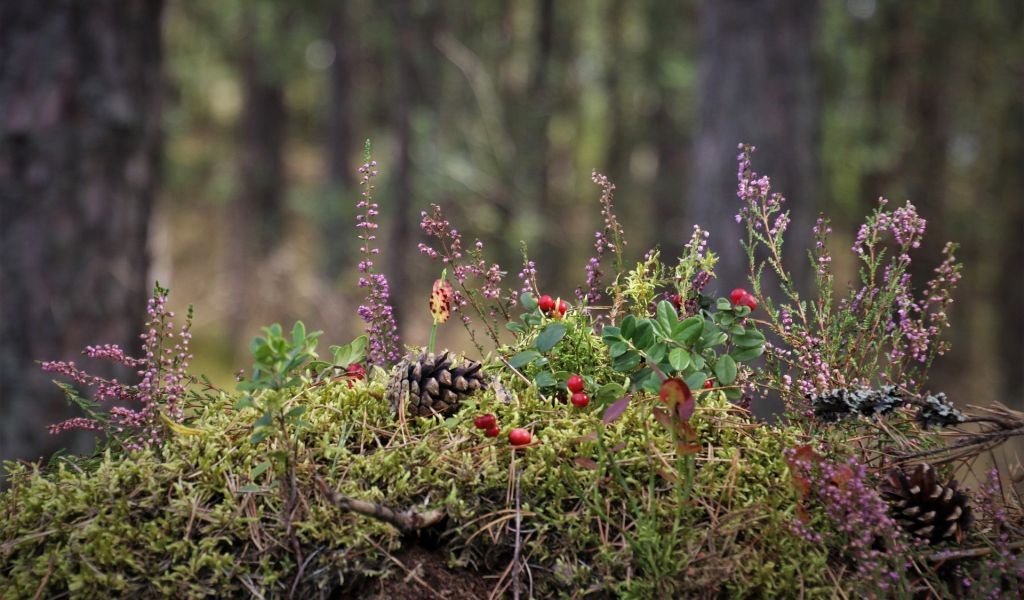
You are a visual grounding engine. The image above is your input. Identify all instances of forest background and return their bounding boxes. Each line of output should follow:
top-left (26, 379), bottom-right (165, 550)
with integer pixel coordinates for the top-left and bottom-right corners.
top-left (1, 0), bottom-right (1022, 466)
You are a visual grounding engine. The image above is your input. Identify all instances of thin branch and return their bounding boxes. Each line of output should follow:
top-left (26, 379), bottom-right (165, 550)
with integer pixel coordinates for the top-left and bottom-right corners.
top-left (315, 476), bottom-right (445, 534)
top-left (926, 539), bottom-right (1024, 563)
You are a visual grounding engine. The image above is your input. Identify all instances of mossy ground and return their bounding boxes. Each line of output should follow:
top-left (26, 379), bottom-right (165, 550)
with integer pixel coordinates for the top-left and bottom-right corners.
top-left (2, 370), bottom-right (834, 598)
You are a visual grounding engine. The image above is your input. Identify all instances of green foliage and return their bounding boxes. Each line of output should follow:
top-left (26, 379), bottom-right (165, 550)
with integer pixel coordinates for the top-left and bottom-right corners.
top-left (601, 298), bottom-right (764, 400)
top-left (238, 321), bottom-right (322, 393)
top-left (504, 292), bottom-right (621, 403)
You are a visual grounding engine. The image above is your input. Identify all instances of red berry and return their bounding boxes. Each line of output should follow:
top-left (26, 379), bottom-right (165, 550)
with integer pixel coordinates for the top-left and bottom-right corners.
top-left (671, 294), bottom-right (682, 309)
top-left (508, 428), bottom-right (532, 446)
top-left (737, 292), bottom-right (758, 311)
top-left (473, 414), bottom-right (497, 430)
top-left (557, 300), bottom-right (568, 316)
top-left (346, 363), bottom-right (366, 380)
top-left (538, 295), bottom-right (555, 313)
top-left (729, 288), bottom-right (748, 305)
top-left (485, 426), bottom-right (501, 437)
top-left (703, 379), bottom-right (714, 389)
top-left (571, 392), bottom-right (590, 408)
top-left (567, 375), bottom-right (585, 394)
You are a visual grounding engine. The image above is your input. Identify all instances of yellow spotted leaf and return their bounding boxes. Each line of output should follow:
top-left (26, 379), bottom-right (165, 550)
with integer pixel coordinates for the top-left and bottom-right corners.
top-left (430, 278), bottom-right (453, 324)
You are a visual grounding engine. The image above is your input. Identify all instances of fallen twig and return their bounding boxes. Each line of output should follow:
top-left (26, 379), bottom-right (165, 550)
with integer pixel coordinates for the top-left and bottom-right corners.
top-left (927, 539), bottom-right (1024, 563)
top-left (315, 476), bottom-right (445, 534)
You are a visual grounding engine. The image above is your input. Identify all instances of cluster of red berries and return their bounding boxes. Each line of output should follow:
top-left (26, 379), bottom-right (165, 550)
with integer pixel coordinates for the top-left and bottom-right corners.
top-left (567, 374), bottom-right (589, 407)
top-left (345, 363), bottom-right (366, 388)
top-left (729, 287), bottom-right (758, 311)
top-left (538, 294), bottom-right (568, 319)
top-left (473, 413), bottom-right (500, 437)
top-left (473, 413), bottom-right (533, 446)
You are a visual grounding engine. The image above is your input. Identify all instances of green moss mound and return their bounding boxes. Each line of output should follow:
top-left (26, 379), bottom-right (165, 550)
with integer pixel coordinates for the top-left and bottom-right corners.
top-left (2, 375), bottom-right (831, 598)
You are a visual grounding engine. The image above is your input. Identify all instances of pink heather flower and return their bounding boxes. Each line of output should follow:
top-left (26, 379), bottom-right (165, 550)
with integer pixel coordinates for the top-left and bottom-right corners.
top-left (355, 160), bottom-right (401, 366)
top-left (42, 286), bottom-right (195, 451)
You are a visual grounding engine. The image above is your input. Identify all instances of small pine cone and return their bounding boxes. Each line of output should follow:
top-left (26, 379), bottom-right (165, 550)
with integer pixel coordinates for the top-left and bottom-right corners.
top-left (386, 349), bottom-right (485, 418)
top-left (879, 464), bottom-right (972, 545)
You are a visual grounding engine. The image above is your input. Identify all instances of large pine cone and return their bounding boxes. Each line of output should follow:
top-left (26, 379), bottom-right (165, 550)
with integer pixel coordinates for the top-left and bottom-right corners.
top-left (386, 349), bottom-right (485, 417)
top-left (879, 464), bottom-right (972, 544)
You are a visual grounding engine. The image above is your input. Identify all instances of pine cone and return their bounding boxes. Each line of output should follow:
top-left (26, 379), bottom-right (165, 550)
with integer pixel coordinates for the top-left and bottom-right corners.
top-left (879, 464), bottom-right (972, 544)
top-left (386, 349), bottom-right (485, 418)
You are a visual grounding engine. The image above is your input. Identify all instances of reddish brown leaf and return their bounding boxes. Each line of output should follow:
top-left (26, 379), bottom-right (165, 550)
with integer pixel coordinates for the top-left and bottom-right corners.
top-left (602, 395), bottom-right (631, 424)
top-left (573, 457), bottom-right (599, 470)
top-left (573, 432), bottom-right (599, 444)
top-left (652, 407), bottom-right (673, 430)
top-left (659, 378), bottom-right (694, 422)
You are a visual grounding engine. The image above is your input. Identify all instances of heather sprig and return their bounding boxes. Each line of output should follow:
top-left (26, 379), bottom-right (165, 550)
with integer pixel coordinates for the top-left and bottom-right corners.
top-left (735, 144), bottom-right (962, 409)
top-left (591, 171), bottom-right (628, 319)
top-left (418, 203), bottom-right (514, 351)
top-left (355, 149), bottom-right (401, 367)
top-left (671, 225), bottom-right (717, 317)
top-left (42, 283), bottom-right (195, 451)
top-left (787, 448), bottom-right (913, 592)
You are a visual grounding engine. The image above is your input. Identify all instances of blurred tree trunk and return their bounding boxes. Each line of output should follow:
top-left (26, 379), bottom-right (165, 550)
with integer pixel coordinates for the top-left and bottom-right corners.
top-left (517, 0), bottom-right (556, 291)
top-left (690, 0), bottom-right (819, 294)
top-left (226, 11), bottom-right (287, 347)
top-left (646, 1), bottom-right (694, 260)
top-left (386, 0), bottom-right (417, 333)
top-left (321, 5), bottom-right (357, 282)
top-left (0, 0), bottom-right (164, 463)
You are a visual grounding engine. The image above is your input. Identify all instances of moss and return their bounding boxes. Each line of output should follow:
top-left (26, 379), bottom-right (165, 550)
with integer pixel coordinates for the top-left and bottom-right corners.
top-left (2, 374), bottom-right (838, 598)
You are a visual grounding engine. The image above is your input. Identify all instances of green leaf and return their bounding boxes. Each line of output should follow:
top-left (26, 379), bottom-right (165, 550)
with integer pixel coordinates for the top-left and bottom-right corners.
top-left (609, 341), bottom-right (629, 358)
top-left (595, 382), bottom-right (627, 404)
top-left (520, 292), bottom-right (538, 311)
top-left (633, 321), bottom-right (655, 349)
top-left (291, 321), bottom-right (307, 346)
top-left (238, 484), bottom-right (264, 493)
top-left (657, 300), bottom-right (679, 333)
top-left (672, 317), bottom-right (704, 346)
top-left (331, 335), bottom-right (368, 366)
top-left (535, 323), bottom-right (567, 353)
top-left (250, 461), bottom-right (271, 478)
top-left (731, 345), bottom-right (765, 362)
top-left (250, 430), bottom-right (270, 444)
top-left (506, 322), bottom-right (525, 333)
top-left (509, 350), bottom-right (542, 369)
top-left (733, 330), bottom-right (766, 348)
top-left (285, 406), bottom-right (307, 419)
top-left (714, 355), bottom-right (738, 385)
top-left (684, 371), bottom-right (708, 391)
top-left (621, 315), bottom-right (637, 339)
top-left (613, 351), bottom-right (642, 372)
top-left (634, 368), bottom-right (661, 393)
top-left (668, 348), bottom-right (691, 372)
top-left (716, 298), bottom-right (732, 311)
top-left (601, 326), bottom-right (622, 340)
top-left (647, 342), bottom-right (667, 364)
top-left (534, 371), bottom-right (556, 389)
top-left (254, 411), bottom-right (273, 428)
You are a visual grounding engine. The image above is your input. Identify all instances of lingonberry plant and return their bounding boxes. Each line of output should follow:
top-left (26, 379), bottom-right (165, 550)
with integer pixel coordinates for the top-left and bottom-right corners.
top-left (41, 282), bottom-right (195, 451)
